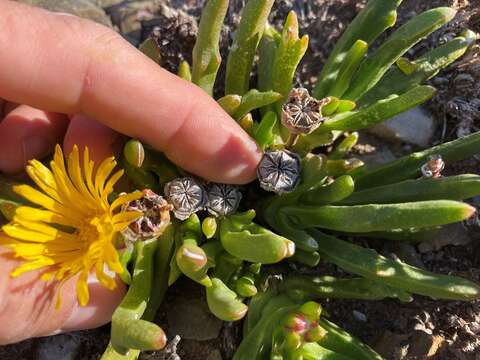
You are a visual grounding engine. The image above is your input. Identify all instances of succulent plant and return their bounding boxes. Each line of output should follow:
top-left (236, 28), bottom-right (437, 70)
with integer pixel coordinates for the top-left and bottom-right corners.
top-left (1, 0), bottom-right (478, 359)
top-left (102, 0), bottom-right (480, 358)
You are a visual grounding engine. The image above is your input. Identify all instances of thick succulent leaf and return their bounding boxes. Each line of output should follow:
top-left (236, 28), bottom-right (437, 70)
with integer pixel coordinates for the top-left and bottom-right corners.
top-left (225, 0), bottom-right (275, 95)
top-left (309, 230), bottom-right (480, 300)
top-left (328, 40), bottom-right (368, 98)
top-left (343, 7), bottom-right (456, 101)
top-left (313, 86), bottom-right (436, 134)
top-left (318, 319), bottom-right (385, 360)
top-left (257, 24), bottom-right (281, 95)
top-left (233, 89), bottom-right (282, 120)
top-left (313, 0), bottom-right (403, 99)
top-left (206, 278), bottom-right (248, 321)
top-left (284, 200), bottom-right (475, 232)
top-left (351, 131), bottom-right (480, 189)
top-left (271, 11), bottom-right (309, 111)
top-left (192, 0), bottom-right (229, 95)
top-left (177, 61), bottom-right (192, 81)
top-left (329, 132), bottom-right (359, 160)
top-left (359, 30), bottom-right (477, 106)
top-left (339, 174), bottom-right (480, 205)
top-left (300, 175), bottom-right (355, 205)
top-left (283, 276), bottom-right (412, 301)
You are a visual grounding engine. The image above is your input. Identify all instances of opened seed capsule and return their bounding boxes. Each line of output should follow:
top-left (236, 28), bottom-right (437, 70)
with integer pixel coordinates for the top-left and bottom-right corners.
top-left (281, 88), bottom-right (330, 135)
top-left (164, 177), bottom-right (208, 220)
top-left (122, 189), bottom-right (173, 242)
top-left (207, 183), bottom-right (242, 217)
top-left (257, 150), bottom-right (301, 194)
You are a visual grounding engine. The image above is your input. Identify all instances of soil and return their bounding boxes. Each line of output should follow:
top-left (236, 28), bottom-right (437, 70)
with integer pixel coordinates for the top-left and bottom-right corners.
top-left (0, 0), bottom-right (479, 359)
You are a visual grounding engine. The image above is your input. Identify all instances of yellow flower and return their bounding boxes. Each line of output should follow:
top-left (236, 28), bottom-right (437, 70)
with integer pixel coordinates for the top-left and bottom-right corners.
top-left (1, 145), bottom-right (143, 307)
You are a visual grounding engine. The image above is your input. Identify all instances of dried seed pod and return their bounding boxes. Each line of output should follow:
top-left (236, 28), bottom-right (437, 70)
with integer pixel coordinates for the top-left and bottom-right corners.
top-left (281, 88), bottom-right (330, 135)
top-left (207, 183), bottom-right (242, 217)
top-left (421, 155), bottom-right (445, 178)
top-left (164, 177), bottom-right (208, 220)
top-left (257, 150), bottom-right (301, 194)
top-left (122, 189), bottom-right (173, 242)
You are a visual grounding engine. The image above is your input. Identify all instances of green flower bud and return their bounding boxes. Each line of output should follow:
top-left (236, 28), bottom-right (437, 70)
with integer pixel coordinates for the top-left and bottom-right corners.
top-left (123, 139), bottom-right (145, 168)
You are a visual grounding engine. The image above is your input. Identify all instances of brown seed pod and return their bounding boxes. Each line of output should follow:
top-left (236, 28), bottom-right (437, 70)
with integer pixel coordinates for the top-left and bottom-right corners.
top-left (122, 189), bottom-right (173, 242)
top-left (281, 88), bottom-right (330, 135)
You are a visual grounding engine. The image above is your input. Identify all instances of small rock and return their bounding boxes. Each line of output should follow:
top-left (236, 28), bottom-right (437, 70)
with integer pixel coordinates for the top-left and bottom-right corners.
top-left (356, 146), bottom-right (396, 168)
top-left (167, 298), bottom-right (223, 341)
top-left (418, 223), bottom-right (472, 253)
top-left (37, 334), bottom-right (81, 360)
top-left (353, 310), bottom-right (367, 322)
top-left (19, 0), bottom-right (112, 26)
top-left (408, 330), bottom-right (445, 359)
top-left (368, 106), bottom-right (436, 147)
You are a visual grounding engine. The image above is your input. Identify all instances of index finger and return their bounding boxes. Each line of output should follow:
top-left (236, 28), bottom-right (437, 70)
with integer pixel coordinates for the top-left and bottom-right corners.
top-left (0, 1), bottom-right (261, 184)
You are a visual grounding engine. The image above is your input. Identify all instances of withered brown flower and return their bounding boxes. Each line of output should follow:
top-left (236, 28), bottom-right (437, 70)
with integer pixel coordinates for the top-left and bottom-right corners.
top-left (122, 189), bottom-right (173, 242)
top-left (281, 88), bottom-right (330, 135)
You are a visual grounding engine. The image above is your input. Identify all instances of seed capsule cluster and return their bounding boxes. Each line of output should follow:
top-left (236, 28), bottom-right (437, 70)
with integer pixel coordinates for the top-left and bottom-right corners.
top-left (164, 177), bottom-right (242, 220)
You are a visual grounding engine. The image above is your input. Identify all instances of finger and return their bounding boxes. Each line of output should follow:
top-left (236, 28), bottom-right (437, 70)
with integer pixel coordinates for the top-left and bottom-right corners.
top-left (3, 101), bottom-right (18, 116)
top-left (0, 105), bottom-right (69, 174)
top-left (0, 1), bottom-right (261, 184)
top-left (0, 245), bottom-right (125, 345)
top-left (64, 114), bottom-right (124, 164)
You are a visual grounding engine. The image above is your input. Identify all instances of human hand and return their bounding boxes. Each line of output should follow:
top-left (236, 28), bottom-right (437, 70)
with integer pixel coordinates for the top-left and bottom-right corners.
top-left (0, 0), bottom-right (261, 344)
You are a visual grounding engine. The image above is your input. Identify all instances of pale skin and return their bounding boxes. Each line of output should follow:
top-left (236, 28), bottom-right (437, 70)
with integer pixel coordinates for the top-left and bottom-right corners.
top-left (0, 0), bottom-right (261, 344)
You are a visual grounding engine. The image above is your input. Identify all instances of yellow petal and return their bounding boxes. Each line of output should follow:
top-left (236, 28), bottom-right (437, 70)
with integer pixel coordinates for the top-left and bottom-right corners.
top-left (100, 170), bottom-right (124, 207)
top-left (26, 161), bottom-right (61, 203)
top-left (112, 211), bottom-right (142, 225)
top-left (94, 157), bottom-right (116, 196)
top-left (95, 263), bottom-right (117, 290)
top-left (110, 191), bottom-right (143, 212)
top-left (12, 185), bottom-right (76, 219)
top-left (76, 271), bottom-right (90, 306)
top-left (14, 206), bottom-right (77, 227)
top-left (3, 223), bottom-right (56, 242)
top-left (10, 259), bottom-right (55, 277)
top-left (67, 146), bottom-right (96, 202)
top-left (103, 242), bottom-right (123, 274)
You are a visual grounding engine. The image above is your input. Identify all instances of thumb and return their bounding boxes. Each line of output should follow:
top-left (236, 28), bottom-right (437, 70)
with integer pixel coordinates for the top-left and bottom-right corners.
top-left (0, 246), bottom-right (125, 345)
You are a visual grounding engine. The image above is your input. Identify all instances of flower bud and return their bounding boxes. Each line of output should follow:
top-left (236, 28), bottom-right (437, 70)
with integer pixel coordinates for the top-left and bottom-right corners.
top-left (123, 139), bottom-right (145, 168)
top-left (207, 183), bottom-right (242, 217)
top-left (304, 325), bottom-right (327, 343)
top-left (122, 189), bottom-right (173, 243)
top-left (202, 216), bottom-right (218, 239)
top-left (257, 150), bottom-right (301, 194)
top-left (164, 177), bottom-right (208, 220)
top-left (299, 301), bottom-right (322, 322)
top-left (281, 88), bottom-right (331, 135)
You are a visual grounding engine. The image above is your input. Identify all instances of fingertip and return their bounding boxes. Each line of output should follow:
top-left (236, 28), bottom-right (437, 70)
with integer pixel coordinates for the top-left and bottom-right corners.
top-left (163, 99), bottom-right (262, 184)
top-left (64, 115), bottom-right (123, 163)
top-left (0, 105), bottom-right (68, 174)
